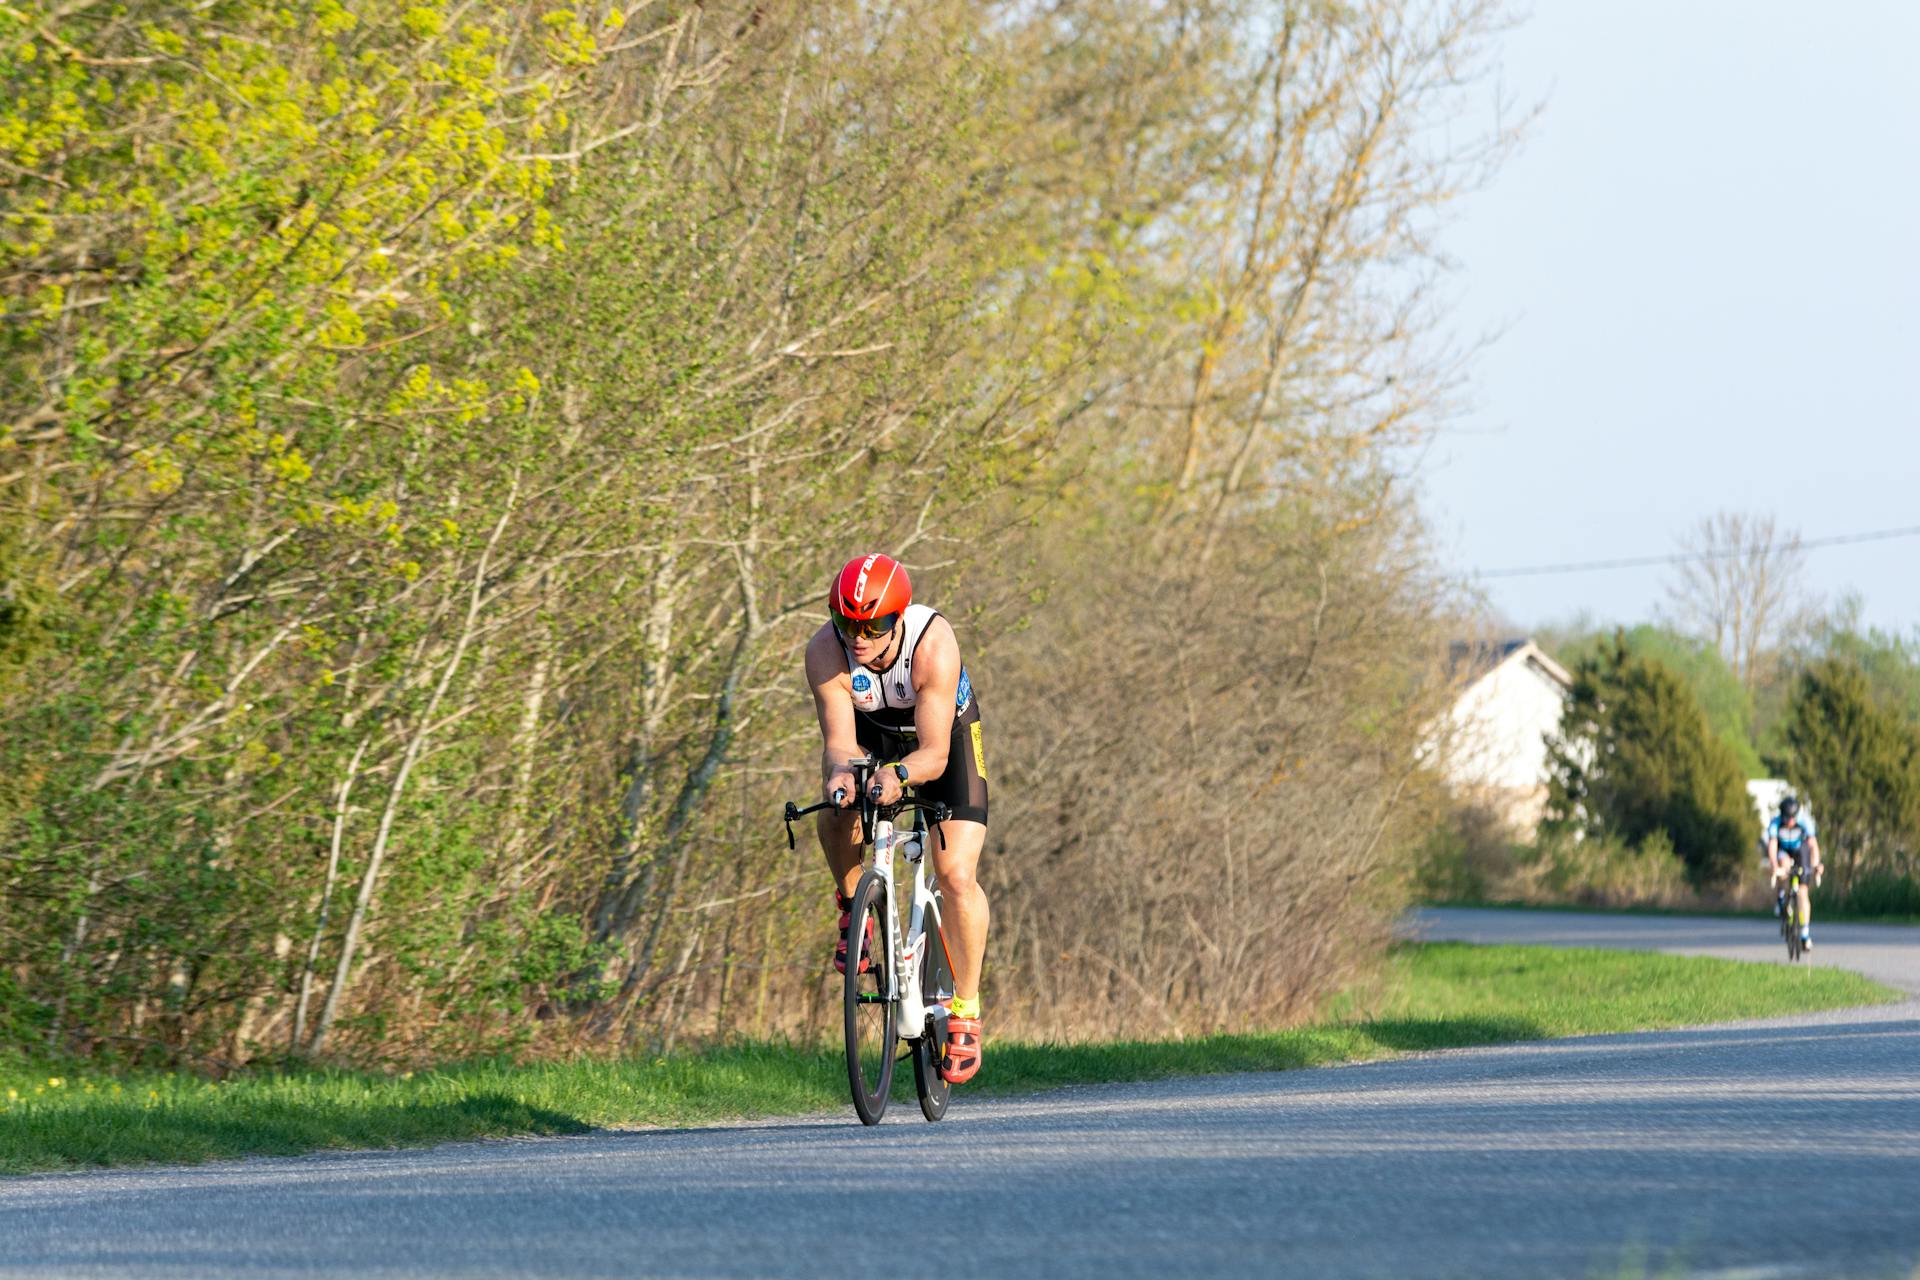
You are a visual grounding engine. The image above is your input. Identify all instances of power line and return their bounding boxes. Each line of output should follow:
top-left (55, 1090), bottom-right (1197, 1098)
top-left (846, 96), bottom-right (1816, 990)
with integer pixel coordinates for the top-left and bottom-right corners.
top-left (1473, 524), bottom-right (1920, 581)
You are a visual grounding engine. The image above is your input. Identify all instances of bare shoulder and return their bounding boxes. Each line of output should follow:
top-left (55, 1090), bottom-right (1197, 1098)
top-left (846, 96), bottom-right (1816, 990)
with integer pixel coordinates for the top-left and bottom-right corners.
top-left (913, 613), bottom-right (961, 683)
top-left (805, 624), bottom-right (848, 689)
top-left (922, 612), bottom-right (960, 651)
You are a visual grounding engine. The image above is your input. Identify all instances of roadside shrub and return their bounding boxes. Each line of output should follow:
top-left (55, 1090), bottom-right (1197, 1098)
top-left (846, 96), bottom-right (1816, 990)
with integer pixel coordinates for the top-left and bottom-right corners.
top-left (1412, 804), bottom-right (1524, 903)
top-left (1828, 869), bottom-right (1920, 920)
top-left (1514, 831), bottom-right (1694, 908)
top-left (988, 506), bottom-right (1452, 1040)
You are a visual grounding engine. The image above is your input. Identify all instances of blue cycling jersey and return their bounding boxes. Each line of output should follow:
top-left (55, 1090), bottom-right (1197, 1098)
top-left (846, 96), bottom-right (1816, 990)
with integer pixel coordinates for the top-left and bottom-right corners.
top-left (1767, 814), bottom-right (1816, 850)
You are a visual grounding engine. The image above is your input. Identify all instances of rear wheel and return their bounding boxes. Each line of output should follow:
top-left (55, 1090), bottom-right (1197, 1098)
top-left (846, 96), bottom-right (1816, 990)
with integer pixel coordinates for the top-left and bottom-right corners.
top-left (844, 871), bottom-right (896, 1125)
top-left (912, 915), bottom-right (955, 1121)
top-left (913, 1025), bottom-right (950, 1121)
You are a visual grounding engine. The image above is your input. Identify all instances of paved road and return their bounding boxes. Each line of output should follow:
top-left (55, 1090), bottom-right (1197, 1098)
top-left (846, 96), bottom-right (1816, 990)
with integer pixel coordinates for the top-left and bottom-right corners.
top-left (4, 909), bottom-right (1918, 1280)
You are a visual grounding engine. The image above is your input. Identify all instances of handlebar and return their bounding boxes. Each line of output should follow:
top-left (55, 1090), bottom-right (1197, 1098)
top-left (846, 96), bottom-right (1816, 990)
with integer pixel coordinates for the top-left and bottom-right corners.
top-left (780, 789), bottom-right (951, 850)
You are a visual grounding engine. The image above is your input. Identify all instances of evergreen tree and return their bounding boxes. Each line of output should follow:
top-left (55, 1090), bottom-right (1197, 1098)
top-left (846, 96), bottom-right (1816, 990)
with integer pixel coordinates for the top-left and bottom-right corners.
top-left (1546, 634), bottom-right (1754, 886)
top-left (1548, 624), bottom-right (1762, 775)
top-left (1780, 659), bottom-right (1920, 891)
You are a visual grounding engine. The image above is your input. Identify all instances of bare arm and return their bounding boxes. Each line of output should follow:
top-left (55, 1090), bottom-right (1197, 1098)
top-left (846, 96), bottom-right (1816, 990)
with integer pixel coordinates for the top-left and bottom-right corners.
top-left (806, 626), bottom-right (862, 804)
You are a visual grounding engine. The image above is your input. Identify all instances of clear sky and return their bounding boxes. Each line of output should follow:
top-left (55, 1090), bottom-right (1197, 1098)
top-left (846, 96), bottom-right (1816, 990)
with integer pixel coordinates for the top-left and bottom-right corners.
top-left (1421, 1), bottom-right (1920, 637)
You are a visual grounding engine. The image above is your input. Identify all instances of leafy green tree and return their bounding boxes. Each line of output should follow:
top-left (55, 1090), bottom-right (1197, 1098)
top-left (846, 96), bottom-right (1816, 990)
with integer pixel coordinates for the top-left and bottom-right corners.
top-left (1756, 599), bottom-right (1920, 766)
top-left (1548, 624), bottom-right (1761, 776)
top-left (1798, 598), bottom-right (1920, 724)
top-left (1545, 634), bottom-right (1754, 887)
top-left (1779, 658), bottom-right (1920, 891)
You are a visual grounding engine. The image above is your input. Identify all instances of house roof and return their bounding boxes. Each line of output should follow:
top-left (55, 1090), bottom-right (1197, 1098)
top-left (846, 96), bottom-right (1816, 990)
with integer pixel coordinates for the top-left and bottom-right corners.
top-left (1448, 638), bottom-right (1573, 692)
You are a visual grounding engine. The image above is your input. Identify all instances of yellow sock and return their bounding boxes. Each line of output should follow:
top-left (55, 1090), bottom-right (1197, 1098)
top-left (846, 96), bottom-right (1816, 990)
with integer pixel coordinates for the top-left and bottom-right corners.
top-left (949, 995), bottom-right (980, 1020)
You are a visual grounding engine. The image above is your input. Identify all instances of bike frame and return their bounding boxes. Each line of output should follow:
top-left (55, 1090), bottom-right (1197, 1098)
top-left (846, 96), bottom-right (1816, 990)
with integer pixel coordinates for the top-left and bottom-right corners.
top-left (868, 809), bottom-right (948, 1043)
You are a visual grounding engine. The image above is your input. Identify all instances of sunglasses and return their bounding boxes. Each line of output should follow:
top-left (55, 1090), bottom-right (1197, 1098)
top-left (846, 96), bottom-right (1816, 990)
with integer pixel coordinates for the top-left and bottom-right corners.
top-left (832, 610), bottom-right (899, 641)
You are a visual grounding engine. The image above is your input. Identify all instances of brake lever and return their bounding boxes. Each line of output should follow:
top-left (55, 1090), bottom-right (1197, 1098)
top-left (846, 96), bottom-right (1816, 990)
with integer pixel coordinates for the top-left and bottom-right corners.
top-left (784, 792), bottom-right (850, 850)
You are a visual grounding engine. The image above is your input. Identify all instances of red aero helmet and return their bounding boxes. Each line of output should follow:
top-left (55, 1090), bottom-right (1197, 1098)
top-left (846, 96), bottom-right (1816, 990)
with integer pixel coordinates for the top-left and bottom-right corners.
top-left (831, 553), bottom-right (912, 621)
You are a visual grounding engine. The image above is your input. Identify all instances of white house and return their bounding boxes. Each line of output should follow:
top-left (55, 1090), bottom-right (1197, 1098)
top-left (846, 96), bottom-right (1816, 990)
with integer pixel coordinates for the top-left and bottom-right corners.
top-left (1437, 638), bottom-right (1574, 833)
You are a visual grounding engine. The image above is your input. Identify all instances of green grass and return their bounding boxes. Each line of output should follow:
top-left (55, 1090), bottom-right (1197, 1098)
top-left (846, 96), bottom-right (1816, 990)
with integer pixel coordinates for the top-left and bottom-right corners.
top-left (1, 942), bottom-right (1898, 1175)
top-left (1424, 895), bottom-right (1920, 926)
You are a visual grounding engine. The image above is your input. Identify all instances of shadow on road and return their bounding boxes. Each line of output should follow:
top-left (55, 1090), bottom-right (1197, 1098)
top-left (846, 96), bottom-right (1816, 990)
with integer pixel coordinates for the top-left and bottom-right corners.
top-left (1358, 1015), bottom-right (1546, 1051)
top-left (7, 1093), bottom-right (592, 1173)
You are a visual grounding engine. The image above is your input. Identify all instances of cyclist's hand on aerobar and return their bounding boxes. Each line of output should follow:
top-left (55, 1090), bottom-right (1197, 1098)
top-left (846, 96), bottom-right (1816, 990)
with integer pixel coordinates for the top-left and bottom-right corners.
top-left (869, 769), bottom-right (904, 807)
top-left (826, 770), bottom-right (856, 807)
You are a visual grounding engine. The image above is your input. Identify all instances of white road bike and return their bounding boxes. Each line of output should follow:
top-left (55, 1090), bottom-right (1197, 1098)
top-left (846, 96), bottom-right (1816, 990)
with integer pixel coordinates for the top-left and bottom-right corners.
top-left (785, 755), bottom-right (957, 1125)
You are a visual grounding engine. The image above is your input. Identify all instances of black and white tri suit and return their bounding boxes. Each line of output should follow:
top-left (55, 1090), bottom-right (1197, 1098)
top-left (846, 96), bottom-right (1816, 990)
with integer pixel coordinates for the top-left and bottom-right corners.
top-left (842, 604), bottom-right (989, 826)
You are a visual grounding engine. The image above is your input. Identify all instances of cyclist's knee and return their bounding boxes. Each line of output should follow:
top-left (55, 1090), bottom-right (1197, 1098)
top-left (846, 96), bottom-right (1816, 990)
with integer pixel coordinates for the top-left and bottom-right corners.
top-left (814, 807), bottom-right (861, 847)
top-left (937, 864), bottom-right (985, 902)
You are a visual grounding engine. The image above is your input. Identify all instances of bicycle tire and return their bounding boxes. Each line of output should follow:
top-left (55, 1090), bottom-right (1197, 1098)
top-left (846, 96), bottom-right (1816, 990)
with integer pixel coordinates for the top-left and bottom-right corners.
top-left (844, 870), bottom-right (896, 1125)
top-left (911, 917), bottom-right (955, 1122)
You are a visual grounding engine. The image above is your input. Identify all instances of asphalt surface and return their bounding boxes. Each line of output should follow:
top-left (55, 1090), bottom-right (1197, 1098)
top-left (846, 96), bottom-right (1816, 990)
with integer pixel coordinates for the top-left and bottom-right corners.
top-left (4, 908), bottom-right (1918, 1280)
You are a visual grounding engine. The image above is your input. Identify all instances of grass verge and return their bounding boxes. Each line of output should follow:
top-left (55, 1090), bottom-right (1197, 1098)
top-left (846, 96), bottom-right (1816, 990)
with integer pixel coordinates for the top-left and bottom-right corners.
top-left (2, 942), bottom-right (1897, 1175)
top-left (1423, 896), bottom-right (1920, 926)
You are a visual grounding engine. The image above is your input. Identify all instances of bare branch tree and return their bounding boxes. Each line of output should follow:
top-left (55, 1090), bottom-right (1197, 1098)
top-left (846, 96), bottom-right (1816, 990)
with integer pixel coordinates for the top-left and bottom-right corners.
top-left (1665, 511), bottom-right (1808, 689)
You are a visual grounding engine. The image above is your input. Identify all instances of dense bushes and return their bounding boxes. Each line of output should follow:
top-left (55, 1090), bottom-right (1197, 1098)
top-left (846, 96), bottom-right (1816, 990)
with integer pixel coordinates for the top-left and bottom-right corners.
top-left (1412, 806), bottom-right (1699, 911)
top-left (1, 1), bottom-right (1515, 1062)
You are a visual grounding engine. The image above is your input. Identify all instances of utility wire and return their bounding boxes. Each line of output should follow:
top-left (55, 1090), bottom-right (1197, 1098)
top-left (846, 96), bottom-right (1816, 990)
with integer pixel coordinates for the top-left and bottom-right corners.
top-left (1473, 524), bottom-right (1920, 580)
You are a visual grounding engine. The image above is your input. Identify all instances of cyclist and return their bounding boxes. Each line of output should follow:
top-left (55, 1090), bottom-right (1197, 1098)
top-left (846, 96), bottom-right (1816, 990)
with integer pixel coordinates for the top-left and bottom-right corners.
top-left (806, 553), bottom-right (990, 1084)
top-left (1767, 794), bottom-right (1824, 950)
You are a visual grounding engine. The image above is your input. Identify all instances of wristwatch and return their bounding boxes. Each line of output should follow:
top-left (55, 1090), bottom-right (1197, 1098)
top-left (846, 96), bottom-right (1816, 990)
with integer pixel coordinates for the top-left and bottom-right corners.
top-left (891, 762), bottom-right (910, 785)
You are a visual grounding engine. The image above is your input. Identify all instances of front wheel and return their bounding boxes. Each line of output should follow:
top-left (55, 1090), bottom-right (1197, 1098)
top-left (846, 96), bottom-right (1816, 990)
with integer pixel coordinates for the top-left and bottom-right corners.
top-left (844, 870), bottom-right (896, 1125)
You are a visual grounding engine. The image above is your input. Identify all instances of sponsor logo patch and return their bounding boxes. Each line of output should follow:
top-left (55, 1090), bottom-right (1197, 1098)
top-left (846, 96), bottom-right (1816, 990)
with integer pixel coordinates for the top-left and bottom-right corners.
top-left (969, 721), bottom-right (988, 779)
top-left (852, 672), bottom-right (872, 693)
top-left (955, 668), bottom-right (973, 711)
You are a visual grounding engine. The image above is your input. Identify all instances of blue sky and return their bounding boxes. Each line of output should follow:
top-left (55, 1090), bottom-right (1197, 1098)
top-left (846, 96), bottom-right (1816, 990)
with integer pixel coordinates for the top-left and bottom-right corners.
top-left (1421, 1), bottom-right (1920, 636)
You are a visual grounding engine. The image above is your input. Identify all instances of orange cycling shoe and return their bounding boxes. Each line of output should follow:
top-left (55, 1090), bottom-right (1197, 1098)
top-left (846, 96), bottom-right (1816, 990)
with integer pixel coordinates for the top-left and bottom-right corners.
top-left (835, 892), bottom-right (876, 975)
top-left (940, 1015), bottom-right (983, 1084)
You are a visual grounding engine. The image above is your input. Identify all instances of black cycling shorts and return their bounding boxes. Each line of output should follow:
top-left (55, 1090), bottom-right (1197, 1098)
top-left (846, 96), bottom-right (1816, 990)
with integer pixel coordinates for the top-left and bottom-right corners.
top-left (1776, 841), bottom-right (1813, 874)
top-left (855, 698), bottom-right (989, 827)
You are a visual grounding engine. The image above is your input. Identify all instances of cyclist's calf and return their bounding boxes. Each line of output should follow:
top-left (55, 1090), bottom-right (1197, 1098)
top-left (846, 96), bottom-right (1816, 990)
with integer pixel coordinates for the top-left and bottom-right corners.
top-left (815, 807), bottom-right (866, 901)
